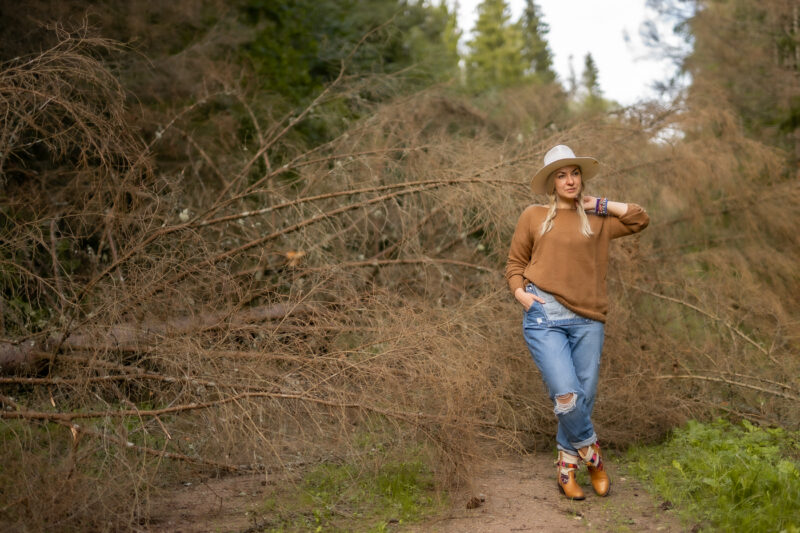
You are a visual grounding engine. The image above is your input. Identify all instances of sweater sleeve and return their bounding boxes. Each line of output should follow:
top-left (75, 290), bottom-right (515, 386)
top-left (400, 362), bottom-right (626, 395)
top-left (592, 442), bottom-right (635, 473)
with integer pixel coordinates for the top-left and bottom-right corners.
top-left (608, 203), bottom-right (649, 239)
top-left (505, 207), bottom-right (534, 294)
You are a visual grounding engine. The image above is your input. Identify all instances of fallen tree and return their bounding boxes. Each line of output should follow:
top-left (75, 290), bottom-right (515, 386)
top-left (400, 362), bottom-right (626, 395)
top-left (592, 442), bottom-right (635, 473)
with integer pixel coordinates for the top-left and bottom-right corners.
top-left (0, 303), bottom-right (314, 374)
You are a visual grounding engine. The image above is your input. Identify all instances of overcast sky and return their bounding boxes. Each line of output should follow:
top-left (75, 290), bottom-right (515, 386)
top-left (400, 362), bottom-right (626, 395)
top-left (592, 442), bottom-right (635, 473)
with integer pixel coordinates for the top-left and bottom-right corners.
top-left (451, 0), bottom-right (678, 105)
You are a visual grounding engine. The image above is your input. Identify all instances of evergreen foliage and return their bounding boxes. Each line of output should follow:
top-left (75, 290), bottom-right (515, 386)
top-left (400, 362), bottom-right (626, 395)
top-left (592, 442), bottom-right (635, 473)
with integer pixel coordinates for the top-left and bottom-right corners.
top-left (239, 0), bottom-right (460, 107)
top-left (566, 54), bottom-right (579, 98)
top-left (238, 0), bottom-right (462, 146)
top-left (578, 52), bottom-right (610, 111)
top-left (465, 0), bottom-right (527, 91)
top-left (520, 0), bottom-right (556, 83)
top-left (581, 53), bottom-right (601, 98)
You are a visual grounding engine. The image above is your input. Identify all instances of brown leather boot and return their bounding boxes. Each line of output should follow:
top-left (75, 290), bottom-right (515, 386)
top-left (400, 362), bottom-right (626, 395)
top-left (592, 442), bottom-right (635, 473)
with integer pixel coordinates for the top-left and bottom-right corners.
top-left (556, 451), bottom-right (585, 500)
top-left (579, 442), bottom-right (610, 496)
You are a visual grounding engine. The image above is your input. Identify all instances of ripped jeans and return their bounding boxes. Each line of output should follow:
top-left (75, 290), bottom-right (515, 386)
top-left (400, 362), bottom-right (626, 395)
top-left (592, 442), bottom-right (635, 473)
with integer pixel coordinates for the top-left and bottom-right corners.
top-left (522, 284), bottom-right (605, 454)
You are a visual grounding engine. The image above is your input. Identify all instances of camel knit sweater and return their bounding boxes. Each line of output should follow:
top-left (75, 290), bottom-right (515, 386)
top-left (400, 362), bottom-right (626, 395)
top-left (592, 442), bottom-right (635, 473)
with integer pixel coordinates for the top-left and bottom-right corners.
top-left (505, 204), bottom-right (649, 322)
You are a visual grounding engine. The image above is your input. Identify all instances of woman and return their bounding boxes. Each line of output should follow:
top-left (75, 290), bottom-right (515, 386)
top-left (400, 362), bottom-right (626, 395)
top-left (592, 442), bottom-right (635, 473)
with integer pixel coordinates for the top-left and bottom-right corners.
top-left (505, 145), bottom-right (649, 500)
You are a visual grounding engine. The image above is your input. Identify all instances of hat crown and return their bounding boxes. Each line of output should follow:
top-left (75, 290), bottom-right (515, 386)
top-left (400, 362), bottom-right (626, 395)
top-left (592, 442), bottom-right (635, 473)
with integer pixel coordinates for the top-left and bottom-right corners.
top-left (543, 144), bottom-right (577, 167)
top-left (529, 144), bottom-right (598, 194)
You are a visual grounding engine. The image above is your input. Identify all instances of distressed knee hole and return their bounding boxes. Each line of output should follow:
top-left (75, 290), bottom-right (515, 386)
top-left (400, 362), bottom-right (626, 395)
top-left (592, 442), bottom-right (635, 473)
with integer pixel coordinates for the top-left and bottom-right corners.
top-left (554, 393), bottom-right (577, 414)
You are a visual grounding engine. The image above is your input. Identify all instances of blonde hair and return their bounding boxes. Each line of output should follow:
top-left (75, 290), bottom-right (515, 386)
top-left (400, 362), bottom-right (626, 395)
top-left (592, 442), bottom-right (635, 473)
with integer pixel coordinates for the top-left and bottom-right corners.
top-left (539, 173), bottom-right (594, 238)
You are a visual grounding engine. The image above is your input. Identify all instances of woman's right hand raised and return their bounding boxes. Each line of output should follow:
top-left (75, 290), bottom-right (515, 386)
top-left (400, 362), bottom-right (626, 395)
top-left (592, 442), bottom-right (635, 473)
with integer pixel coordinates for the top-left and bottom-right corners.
top-left (514, 287), bottom-right (545, 311)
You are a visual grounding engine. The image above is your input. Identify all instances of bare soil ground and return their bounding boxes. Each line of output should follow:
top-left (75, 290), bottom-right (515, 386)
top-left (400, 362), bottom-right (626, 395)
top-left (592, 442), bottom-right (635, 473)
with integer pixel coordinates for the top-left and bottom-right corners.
top-left (412, 452), bottom-right (685, 533)
top-left (147, 451), bottom-right (685, 532)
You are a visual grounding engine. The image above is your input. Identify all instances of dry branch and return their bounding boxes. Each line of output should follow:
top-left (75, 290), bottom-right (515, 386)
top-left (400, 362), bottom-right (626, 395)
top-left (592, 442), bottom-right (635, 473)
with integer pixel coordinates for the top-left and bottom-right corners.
top-left (656, 374), bottom-right (800, 402)
top-left (57, 420), bottom-right (245, 472)
top-left (0, 390), bottom-right (472, 428)
top-left (614, 279), bottom-right (778, 361)
top-left (0, 373), bottom-right (219, 388)
top-left (232, 18), bottom-right (395, 196)
top-left (48, 218), bottom-right (65, 311)
top-left (209, 177), bottom-right (516, 264)
top-left (309, 257), bottom-right (495, 273)
top-left (0, 303), bottom-right (313, 373)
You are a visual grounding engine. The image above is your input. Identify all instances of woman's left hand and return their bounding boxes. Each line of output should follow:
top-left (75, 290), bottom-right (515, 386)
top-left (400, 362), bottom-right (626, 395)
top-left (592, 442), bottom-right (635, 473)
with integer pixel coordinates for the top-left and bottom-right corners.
top-left (580, 195), bottom-right (597, 212)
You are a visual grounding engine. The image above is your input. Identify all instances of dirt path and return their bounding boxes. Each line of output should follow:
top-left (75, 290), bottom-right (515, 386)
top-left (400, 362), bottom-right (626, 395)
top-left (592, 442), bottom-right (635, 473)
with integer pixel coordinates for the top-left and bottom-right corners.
top-left (413, 452), bottom-right (684, 532)
top-left (148, 452), bottom-right (685, 532)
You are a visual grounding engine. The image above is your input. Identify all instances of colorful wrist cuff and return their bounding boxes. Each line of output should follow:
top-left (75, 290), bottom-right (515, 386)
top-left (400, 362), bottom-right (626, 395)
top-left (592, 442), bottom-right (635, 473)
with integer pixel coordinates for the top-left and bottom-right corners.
top-left (596, 198), bottom-right (609, 216)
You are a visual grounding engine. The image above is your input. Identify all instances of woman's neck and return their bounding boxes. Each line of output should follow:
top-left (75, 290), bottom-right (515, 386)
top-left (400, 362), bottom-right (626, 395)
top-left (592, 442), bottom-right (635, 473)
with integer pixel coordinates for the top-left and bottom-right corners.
top-left (556, 197), bottom-right (576, 209)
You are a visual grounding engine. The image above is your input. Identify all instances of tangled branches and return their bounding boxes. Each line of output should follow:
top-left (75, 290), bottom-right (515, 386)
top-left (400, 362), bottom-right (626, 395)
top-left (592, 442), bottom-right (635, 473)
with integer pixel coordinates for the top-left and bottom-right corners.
top-left (1, 19), bottom-right (799, 532)
top-left (0, 24), bottom-right (144, 183)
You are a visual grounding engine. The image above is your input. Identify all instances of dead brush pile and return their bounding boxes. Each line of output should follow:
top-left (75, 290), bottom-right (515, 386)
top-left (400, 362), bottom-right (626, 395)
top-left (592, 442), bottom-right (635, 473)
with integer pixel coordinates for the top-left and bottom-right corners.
top-left (0, 30), bottom-right (544, 530)
top-left (1, 28), bottom-right (799, 532)
top-left (583, 99), bottom-right (800, 442)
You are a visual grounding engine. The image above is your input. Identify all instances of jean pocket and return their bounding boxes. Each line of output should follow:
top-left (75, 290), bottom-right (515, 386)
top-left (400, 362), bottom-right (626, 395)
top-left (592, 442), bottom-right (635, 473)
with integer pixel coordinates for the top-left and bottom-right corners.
top-left (525, 300), bottom-right (545, 319)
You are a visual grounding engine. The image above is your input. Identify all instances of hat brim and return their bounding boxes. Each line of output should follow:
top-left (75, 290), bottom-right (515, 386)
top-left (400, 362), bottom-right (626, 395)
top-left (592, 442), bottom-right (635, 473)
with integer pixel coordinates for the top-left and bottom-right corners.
top-left (530, 157), bottom-right (600, 194)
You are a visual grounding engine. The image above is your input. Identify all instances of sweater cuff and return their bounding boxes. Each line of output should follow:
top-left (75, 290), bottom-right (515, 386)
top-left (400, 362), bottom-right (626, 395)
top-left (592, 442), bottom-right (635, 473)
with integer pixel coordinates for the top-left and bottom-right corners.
top-left (508, 275), bottom-right (525, 294)
top-left (619, 203), bottom-right (650, 228)
top-left (620, 203), bottom-right (644, 220)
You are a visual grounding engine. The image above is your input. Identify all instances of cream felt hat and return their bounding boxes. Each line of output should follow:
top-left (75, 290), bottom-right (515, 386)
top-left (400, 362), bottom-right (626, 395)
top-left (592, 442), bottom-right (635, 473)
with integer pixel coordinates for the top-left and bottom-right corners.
top-left (530, 145), bottom-right (600, 194)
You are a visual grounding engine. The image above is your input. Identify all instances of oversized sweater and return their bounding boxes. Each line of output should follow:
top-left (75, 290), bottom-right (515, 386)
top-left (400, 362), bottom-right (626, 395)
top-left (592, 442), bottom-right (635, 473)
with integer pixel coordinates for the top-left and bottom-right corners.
top-left (505, 204), bottom-right (649, 322)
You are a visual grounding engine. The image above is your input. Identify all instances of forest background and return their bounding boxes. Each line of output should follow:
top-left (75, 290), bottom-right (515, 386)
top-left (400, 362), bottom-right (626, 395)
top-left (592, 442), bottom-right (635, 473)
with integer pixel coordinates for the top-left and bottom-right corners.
top-left (0, 0), bottom-right (798, 530)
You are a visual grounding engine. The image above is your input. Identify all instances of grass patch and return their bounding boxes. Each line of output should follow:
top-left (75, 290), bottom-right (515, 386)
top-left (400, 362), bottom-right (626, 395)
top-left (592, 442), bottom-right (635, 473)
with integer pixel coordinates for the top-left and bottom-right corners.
top-left (627, 419), bottom-right (800, 532)
top-left (257, 445), bottom-right (445, 532)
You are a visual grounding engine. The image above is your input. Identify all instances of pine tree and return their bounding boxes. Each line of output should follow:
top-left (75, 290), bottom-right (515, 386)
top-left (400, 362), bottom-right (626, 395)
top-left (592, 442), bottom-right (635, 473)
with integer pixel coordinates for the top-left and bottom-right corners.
top-left (645, 0), bottom-right (800, 154)
top-left (440, 1), bottom-right (462, 73)
top-left (687, 0), bottom-right (798, 153)
top-left (241, 0), bottom-right (462, 102)
top-left (567, 54), bottom-right (578, 98)
top-left (404, 0), bottom-right (462, 83)
top-left (577, 52), bottom-right (609, 112)
top-left (520, 0), bottom-right (555, 83)
top-left (465, 0), bottom-right (526, 92)
top-left (581, 52), bottom-right (602, 99)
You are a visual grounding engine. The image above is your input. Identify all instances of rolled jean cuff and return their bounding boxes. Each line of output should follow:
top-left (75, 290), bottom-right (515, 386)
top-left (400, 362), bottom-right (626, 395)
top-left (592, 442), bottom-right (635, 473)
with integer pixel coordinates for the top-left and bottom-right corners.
top-left (569, 432), bottom-right (597, 451)
top-left (556, 443), bottom-right (578, 454)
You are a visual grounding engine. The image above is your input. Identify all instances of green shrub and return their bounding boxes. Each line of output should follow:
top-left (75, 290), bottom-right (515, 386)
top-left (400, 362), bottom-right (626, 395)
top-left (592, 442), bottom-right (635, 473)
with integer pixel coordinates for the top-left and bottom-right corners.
top-left (627, 419), bottom-right (800, 532)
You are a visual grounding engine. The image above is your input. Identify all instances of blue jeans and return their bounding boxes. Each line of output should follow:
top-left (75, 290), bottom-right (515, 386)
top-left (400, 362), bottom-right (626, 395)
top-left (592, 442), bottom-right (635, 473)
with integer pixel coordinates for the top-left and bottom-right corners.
top-left (522, 284), bottom-right (605, 454)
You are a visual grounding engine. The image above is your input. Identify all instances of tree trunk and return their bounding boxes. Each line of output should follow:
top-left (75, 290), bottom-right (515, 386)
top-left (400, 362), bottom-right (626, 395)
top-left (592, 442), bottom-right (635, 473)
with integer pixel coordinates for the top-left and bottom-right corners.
top-left (0, 303), bottom-right (313, 375)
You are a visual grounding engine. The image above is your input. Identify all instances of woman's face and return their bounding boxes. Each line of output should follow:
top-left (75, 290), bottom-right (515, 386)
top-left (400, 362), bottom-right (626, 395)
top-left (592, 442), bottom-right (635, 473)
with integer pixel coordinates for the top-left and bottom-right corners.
top-left (552, 165), bottom-right (582, 201)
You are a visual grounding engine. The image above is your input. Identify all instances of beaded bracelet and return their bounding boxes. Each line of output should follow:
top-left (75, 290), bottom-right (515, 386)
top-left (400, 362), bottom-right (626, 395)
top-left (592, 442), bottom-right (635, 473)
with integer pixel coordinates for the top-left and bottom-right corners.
top-left (595, 197), bottom-right (609, 216)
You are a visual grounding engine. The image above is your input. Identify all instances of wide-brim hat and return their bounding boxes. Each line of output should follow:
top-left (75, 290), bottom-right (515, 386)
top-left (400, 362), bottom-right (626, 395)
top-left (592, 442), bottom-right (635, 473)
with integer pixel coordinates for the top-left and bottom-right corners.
top-left (530, 145), bottom-right (600, 194)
